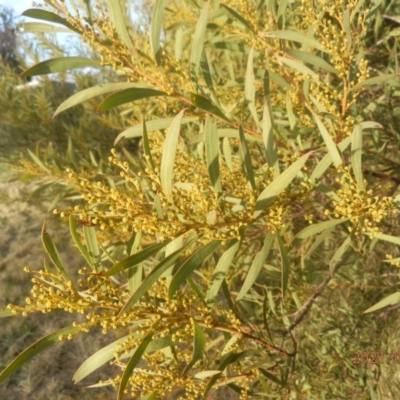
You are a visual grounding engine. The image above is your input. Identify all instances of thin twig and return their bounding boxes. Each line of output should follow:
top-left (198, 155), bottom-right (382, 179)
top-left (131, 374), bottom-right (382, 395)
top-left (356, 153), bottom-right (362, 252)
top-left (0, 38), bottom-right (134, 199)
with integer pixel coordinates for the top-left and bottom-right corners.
top-left (283, 257), bottom-right (349, 336)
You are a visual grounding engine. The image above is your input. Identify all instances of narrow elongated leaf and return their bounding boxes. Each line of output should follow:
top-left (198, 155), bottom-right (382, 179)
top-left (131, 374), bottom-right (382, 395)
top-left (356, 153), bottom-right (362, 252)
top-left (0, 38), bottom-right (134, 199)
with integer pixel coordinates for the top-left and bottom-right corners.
top-left (236, 233), bottom-right (274, 301)
top-left (190, 93), bottom-right (230, 122)
top-left (263, 93), bottom-right (279, 175)
top-left (286, 49), bottom-right (337, 73)
top-left (102, 239), bottom-right (171, 276)
top-left (204, 116), bottom-right (222, 193)
top-left (98, 88), bottom-right (167, 111)
top-left (54, 83), bottom-right (154, 117)
top-left (239, 125), bottom-right (256, 190)
top-left (363, 292), bottom-right (400, 314)
top-left (106, 0), bottom-right (134, 50)
top-left (222, 137), bottom-right (233, 172)
top-left (183, 321), bottom-right (204, 374)
top-left (28, 149), bottom-right (50, 173)
top-left (19, 22), bottom-right (72, 33)
top-left (21, 57), bottom-right (100, 78)
top-left (69, 216), bottom-right (93, 268)
top-left (312, 112), bottom-right (342, 168)
top-left (291, 219), bottom-right (347, 248)
top-left (118, 239), bottom-right (195, 316)
top-left (206, 239), bottom-right (240, 306)
top-left (351, 123), bottom-right (364, 191)
top-left (142, 118), bottom-right (155, 170)
top-left (305, 226), bottom-right (336, 259)
top-left (310, 136), bottom-right (351, 181)
top-left (169, 241), bottom-right (221, 298)
top-left (117, 331), bottom-right (154, 400)
top-left (74, 334), bottom-right (174, 384)
top-left (277, 56), bottom-right (318, 80)
top-left (83, 226), bottom-right (102, 273)
top-left (160, 110), bottom-right (186, 199)
top-left (260, 30), bottom-right (326, 52)
top-left (114, 116), bottom-right (196, 145)
top-left (221, 4), bottom-right (255, 32)
top-left (369, 233), bottom-right (400, 246)
top-left (151, 0), bottom-right (167, 64)
top-left (41, 223), bottom-right (69, 281)
top-left (245, 47), bottom-right (260, 127)
top-left (190, 2), bottom-right (209, 81)
top-left (330, 234), bottom-right (352, 275)
top-left (276, 232), bottom-right (290, 298)
top-left (21, 9), bottom-right (80, 33)
top-left (0, 326), bottom-right (80, 382)
top-left (203, 350), bottom-right (256, 399)
top-left (73, 334), bottom-right (131, 383)
top-left (350, 74), bottom-right (399, 92)
top-left (254, 153), bottom-right (311, 218)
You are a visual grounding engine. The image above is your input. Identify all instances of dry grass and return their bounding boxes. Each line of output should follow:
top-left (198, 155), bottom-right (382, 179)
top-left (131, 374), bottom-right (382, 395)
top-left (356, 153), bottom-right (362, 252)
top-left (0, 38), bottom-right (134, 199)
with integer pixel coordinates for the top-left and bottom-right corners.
top-left (0, 164), bottom-right (121, 400)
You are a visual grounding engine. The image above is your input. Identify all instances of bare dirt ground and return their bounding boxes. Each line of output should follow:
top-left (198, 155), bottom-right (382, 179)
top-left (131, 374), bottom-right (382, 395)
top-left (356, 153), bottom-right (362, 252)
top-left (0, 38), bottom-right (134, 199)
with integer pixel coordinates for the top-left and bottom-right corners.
top-left (0, 168), bottom-right (118, 400)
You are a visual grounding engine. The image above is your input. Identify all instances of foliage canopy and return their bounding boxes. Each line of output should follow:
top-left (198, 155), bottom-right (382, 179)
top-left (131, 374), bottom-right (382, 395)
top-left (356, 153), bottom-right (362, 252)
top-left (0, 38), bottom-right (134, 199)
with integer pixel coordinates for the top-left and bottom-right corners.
top-left (1, 0), bottom-right (400, 398)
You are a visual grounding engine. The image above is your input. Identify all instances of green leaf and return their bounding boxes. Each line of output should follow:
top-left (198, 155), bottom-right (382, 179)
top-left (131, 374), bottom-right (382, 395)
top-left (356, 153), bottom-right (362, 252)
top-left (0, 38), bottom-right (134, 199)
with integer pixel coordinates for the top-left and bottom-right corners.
top-left (114, 116), bottom-right (196, 145)
top-left (69, 216), bottom-right (94, 269)
top-left (118, 239), bottom-right (196, 316)
top-left (239, 124), bottom-right (256, 190)
top-left (19, 22), bottom-right (72, 33)
top-left (151, 0), bottom-right (167, 65)
top-left (369, 233), bottom-right (400, 246)
top-left (312, 112), bottom-right (342, 168)
top-left (0, 309), bottom-right (14, 318)
top-left (142, 118), bottom-right (156, 170)
top-left (0, 326), bottom-right (80, 382)
top-left (169, 241), bottom-right (221, 299)
top-left (262, 94), bottom-right (279, 175)
top-left (291, 219), bottom-right (347, 249)
top-left (98, 88), bottom-right (167, 111)
top-left (102, 239), bottom-right (171, 276)
top-left (190, 93), bottom-right (230, 122)
top-left (73, 334), bottom-right (131, 383)
top-left (254, 153), bottom-right (311, 219)
top-left (330, 234), bottom-right (352, 275)
top-left (183, 321), bottom-right (205, 374)
top-left (206, 239), bottom-right (240, 307)
top-left (20, 57), bottom-right (100, 78)
top-left (222, 137), bottom-right (234, 172)
top-left (41, 222), bottom-right (70, 281)
top-left (310, 136), bottom-right (351, 182)
top-left (276, 232), bottom-right (290, 298)
top-left (221, 4), bottom-right (255, 32)
top-left (54, 83), bottom-right (153, 117)
top-left (277, 56), bottom-right (318, 81)
top-left (350, 74), bottom-right (400, 92)
top-left (363, 292), bottom-right (400, 314)
top-left (236, 233), bottom-right (274, 301)
top-left (305, 226), bottom-right (336, 259)
top-left (21, 9), bottom-right (80, 33)
top-left (286, 49), bottom-right (337, 73)
top-left (260, 30), bottom-right (326, 52)
top-left (160, 110), bottom-right (186, 199)
top-left (117, 331), bottom-right (154, 400)
top-left (204, 116), bottom-right (222, 193)
top-left (190, 2), bottom-right (209, 82)
top-left (351, 123), bottom-right (364, 191)
top-left (245, 47), bottom-right (260, 127)
top-left (106, 0), bottom-right (134, 50)
top-left (27, 149), bottom-right (51, 173)
top-left (83, 226), bottom-right (102, 273)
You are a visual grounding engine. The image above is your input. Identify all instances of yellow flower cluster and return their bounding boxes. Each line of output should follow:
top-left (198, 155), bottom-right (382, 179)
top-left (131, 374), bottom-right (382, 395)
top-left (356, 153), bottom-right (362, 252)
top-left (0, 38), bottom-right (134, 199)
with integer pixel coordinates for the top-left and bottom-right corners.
top-left (325, 167), bottom-right (398, 236)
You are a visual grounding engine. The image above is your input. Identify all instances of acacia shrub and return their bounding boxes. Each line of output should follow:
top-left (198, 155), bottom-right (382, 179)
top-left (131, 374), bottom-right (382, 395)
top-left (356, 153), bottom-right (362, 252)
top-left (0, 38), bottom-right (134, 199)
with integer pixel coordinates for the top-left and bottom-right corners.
top-left (1, 0), bottom-right (400, 399)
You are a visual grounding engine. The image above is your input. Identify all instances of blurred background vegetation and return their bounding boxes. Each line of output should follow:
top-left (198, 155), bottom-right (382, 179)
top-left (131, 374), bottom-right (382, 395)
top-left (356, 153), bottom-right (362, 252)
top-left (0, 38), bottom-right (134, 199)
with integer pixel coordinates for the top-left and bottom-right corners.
top-left (0, 0), bottom-right (400, 399)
